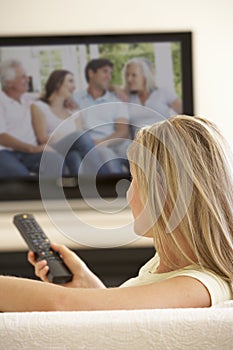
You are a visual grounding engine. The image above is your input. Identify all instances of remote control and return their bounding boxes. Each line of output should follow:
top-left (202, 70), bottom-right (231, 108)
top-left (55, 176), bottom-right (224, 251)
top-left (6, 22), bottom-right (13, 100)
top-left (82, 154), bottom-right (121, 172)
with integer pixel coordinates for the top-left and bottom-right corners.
top-left (13, 213), bottom-right (73, 284)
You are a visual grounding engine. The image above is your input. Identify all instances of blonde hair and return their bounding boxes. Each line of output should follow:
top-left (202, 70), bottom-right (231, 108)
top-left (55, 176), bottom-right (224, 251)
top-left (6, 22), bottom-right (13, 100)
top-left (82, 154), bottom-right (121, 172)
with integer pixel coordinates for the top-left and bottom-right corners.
top-left (128, 115), bottom-right (233, 285)
top-left (122, 57), bottom-right (157, 94)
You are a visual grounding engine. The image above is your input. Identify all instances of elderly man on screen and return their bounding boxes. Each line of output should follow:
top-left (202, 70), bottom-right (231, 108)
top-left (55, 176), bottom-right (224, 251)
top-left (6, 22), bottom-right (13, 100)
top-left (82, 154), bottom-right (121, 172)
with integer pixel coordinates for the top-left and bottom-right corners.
top-left (0, 59), bottom-right (64, 178)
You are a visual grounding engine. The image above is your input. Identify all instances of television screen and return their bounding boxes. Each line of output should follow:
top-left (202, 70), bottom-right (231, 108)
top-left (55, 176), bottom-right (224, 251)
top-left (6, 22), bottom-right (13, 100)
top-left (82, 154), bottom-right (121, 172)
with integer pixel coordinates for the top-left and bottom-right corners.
top-left (0, 32), bottom-right (193, 202)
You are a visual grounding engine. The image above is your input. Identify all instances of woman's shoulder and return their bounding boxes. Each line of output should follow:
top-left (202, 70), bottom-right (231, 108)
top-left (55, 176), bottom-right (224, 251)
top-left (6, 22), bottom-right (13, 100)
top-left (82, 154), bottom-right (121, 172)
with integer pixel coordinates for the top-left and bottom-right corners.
top-left (32, 100), bottom-right (48, 109)
top-left (149, 87), bottom-right (177, 102)
top-left (170, 266), bottom-right (233, 306)
top-left (121, 255), bottom-right (232, 306)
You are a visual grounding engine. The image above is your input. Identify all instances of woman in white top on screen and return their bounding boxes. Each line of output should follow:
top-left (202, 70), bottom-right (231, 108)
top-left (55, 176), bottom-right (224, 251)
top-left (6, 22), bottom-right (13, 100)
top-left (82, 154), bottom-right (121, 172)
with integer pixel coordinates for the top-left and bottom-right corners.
top-left (0, 114), bottom-right (232, 311)
top-left (113, 57), bottom-right (182, 133)
top-left (31, 70), bottom-right (105, 176)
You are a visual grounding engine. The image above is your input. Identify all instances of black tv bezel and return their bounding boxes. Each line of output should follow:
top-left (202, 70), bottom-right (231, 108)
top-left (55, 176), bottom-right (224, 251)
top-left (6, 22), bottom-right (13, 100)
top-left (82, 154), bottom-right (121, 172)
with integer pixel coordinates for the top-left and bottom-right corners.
top-left (0, 31), bottom-right (194, 202)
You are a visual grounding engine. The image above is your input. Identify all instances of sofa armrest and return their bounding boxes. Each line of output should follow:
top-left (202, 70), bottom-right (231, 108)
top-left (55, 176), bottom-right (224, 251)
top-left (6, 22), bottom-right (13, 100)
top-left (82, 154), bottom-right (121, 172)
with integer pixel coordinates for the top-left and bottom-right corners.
top-left (1, 308), bottom-right (233, 350)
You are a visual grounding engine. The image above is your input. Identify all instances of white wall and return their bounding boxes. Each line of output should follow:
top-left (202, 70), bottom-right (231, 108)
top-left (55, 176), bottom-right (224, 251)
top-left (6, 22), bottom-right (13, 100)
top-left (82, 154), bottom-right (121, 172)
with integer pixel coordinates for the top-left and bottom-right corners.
top-left (0, 0), bottom-right (232, 145)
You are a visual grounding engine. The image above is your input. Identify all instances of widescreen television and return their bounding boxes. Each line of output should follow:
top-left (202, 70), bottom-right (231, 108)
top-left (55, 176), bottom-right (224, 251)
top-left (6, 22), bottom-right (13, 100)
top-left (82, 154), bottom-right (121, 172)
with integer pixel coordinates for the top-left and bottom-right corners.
top-left (0, 32), bottom-right (193, 203)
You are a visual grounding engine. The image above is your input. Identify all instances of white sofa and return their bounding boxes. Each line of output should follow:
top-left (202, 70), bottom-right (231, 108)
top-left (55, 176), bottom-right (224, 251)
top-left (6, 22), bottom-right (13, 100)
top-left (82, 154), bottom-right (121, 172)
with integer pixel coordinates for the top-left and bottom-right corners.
top-left (1, 306), bottom-right (233, 349)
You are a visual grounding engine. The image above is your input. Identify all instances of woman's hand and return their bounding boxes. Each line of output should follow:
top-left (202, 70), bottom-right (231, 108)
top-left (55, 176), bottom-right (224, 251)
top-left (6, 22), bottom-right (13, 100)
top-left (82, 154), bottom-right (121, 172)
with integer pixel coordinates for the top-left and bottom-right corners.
top-left (64, 98), bottom-right (79, 111)
top-left (28, 243), bottom-right (106, 289)
top-left (110, 85), bottom-right (129, 102)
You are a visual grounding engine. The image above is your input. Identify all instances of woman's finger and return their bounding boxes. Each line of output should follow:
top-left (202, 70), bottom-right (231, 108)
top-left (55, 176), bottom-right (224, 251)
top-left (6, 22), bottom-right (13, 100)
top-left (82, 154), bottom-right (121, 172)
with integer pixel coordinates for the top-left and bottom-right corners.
top-left (35, 260), bottom-right (50, 282)
top-left (27, 251), bottom-right (37, 266)
top-left (50, 243), bottom-right (74, 257)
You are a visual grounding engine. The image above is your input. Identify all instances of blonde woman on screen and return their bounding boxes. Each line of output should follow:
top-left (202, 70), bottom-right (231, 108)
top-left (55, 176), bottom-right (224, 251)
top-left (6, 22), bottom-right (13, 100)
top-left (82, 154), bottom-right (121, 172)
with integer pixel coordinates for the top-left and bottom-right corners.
top-left (0, 115), bottom-right (232, 311)
top-left (113, 57), bottom-right (182, 117)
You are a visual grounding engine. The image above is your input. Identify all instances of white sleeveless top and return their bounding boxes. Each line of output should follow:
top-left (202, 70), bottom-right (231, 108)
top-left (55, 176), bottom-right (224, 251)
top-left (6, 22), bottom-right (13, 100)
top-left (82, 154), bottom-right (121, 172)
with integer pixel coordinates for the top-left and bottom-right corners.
top-left (120, 254), bottom-right (232, 306)
top-left (34, 100), bottom-right (77, 140)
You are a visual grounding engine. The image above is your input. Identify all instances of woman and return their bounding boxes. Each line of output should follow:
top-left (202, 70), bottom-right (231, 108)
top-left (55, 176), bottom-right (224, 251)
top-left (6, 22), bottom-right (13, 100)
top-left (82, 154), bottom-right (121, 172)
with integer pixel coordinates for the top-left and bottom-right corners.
top-left (124, 57), bottom-right (182, 114)
top-left (0, 115), bottom-right (233, 311)
top-left (31, 69), bottom-right (105, 176)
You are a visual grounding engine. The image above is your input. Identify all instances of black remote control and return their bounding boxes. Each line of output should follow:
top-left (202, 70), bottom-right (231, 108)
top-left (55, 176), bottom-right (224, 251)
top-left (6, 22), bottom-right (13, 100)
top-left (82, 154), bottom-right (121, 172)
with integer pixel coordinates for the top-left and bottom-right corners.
top-left (13, 213), bottom-right (73, 284)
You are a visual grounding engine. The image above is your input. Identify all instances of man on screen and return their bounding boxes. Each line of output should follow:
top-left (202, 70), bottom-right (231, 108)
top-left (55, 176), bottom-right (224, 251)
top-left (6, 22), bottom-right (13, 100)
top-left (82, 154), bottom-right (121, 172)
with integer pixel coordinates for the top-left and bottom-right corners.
top-left (73, 58), bottom-right (131, 174)
top-left (0, 59), bottom-right (64, 178)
